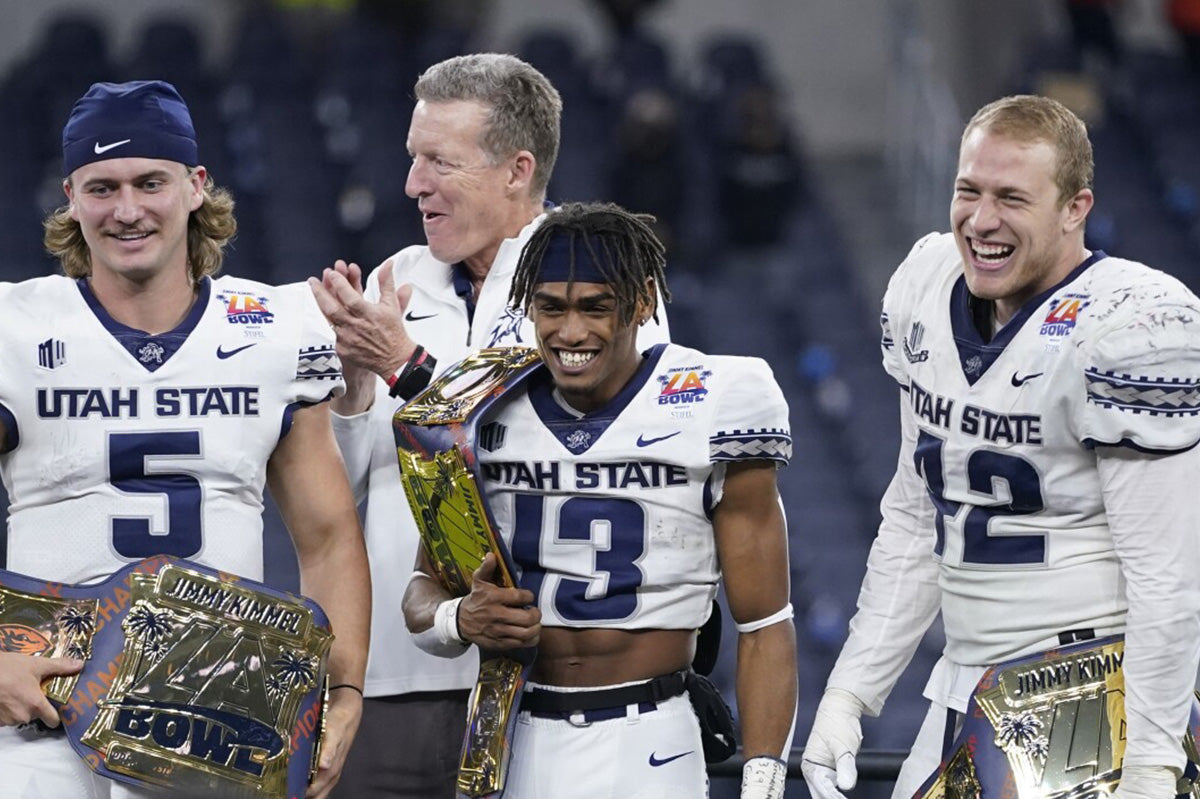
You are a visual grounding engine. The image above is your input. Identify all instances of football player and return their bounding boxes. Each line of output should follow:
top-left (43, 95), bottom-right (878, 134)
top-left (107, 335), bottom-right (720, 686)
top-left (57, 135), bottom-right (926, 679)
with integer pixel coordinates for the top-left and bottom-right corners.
top-left (0, 81), bottom-right (369, 799)
top-left (402, 201), bottom-right (799, 798)
top-left (802, 95), bottom-right (1200, 799)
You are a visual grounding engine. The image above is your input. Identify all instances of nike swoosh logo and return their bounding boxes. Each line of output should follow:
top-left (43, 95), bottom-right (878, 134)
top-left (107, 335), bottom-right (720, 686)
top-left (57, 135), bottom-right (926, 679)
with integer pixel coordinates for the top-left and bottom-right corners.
top-left (216, 343), bottom-right (258, 359)
top-left (405, 311), bottom-right (437, 322)
top-left (636, 431), bottom-right (681, 447)
top-left (93, 139), bottom-right (132, 155)
top-left (1010, 371), bottom-right (1044, 387)
top-left (648, 751), bottom-right (693, 767)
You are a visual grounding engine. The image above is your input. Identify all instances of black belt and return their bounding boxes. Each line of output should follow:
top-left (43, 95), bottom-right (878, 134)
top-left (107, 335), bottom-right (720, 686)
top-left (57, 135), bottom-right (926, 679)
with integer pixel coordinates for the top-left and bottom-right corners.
top-left (521, 670), bottom-right (688, 714)
top-left (1058, 628), bottom-right (1096, 645)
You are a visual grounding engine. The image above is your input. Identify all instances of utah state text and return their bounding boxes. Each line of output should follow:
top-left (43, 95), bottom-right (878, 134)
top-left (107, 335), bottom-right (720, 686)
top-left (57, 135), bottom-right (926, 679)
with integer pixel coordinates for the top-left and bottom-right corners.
top-left (37, 386), bottom-right (259, 418)
top-left (483, 460), bottom-right (688, 491)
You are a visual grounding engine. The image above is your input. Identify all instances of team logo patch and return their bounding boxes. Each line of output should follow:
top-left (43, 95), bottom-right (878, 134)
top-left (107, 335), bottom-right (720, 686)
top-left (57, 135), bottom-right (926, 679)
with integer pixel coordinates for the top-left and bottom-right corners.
top-left (478, 422), bottom-right (507, 452)
top-left (903, 321), bottom-right (929, 363)
top-left (486, 307), bottom-right (526, 347)
top-left (38, 338), bottom-right (66, 370)
top-left (217, 292), bottom-right (276, 325)
top-left (0, 623), bottom-right (53, 654)
top-left (1039, 293), bottom-right (1089, 338)
top-left (565, 429), bottom-right (592, 452)
top-left (657, 366), bottom-right (711, 406)
top-left (137, 341), bottom-right (165, 364)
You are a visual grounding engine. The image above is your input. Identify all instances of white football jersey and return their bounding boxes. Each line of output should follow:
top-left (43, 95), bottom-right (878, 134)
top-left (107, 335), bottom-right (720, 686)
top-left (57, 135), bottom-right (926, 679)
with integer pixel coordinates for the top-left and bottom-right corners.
top-left (0, 274), bottom-right (342, 585)
top-left (880, 232), bottom-right (1200, 664)
top-left (477, 343), bottom-right (791, 630)
top-left (334, 213), bottom-right (670, 697)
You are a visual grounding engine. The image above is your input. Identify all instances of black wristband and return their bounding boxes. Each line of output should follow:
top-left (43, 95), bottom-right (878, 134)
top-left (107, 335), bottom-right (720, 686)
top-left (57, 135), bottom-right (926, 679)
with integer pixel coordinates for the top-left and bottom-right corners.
top-left (330, 683), bottom-right (364, 696)
top-left (387, 346), bottom-right (437, 400)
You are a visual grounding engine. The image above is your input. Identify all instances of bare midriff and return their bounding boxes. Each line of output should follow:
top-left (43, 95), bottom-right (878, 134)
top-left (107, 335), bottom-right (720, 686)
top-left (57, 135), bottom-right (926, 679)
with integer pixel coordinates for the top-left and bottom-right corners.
top-left (530, 627), bottom-right (695, 686)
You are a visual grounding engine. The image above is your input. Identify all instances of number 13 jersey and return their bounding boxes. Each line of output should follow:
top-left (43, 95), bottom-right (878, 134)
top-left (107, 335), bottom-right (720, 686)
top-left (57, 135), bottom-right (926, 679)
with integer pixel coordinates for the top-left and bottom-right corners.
top-left (0, 275), bottom-right (342, 585)
top-left (478, 343), bottom-right (791, 630)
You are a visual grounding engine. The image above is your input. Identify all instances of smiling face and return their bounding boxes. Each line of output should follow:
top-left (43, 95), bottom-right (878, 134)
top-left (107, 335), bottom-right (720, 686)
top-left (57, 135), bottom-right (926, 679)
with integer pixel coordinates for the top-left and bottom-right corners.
top-left (65, 156), bottom-right (203, 288)
top-left (530, 281), bottom-right (652, 414)
top-left (404, 99), bottom-right (537, 276)
top-left (951, 127), bottom-right (1093, 324)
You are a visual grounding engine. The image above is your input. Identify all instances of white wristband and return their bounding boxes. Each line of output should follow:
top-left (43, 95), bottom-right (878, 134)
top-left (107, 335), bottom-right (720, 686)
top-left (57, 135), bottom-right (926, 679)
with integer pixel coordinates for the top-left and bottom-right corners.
top-left (741, 755), bottom-right (787, 799)
top-left (411, 597), bottom-right (469, 658)
top-left (735, 603), bottom-right (794, 634)
top-left (436, 595), bottom-right (466, 644)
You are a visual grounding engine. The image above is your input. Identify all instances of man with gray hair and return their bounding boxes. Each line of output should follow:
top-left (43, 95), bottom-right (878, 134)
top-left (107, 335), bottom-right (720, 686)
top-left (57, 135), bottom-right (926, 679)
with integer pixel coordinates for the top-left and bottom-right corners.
top-left (310, 53), bottom-right (669, 797)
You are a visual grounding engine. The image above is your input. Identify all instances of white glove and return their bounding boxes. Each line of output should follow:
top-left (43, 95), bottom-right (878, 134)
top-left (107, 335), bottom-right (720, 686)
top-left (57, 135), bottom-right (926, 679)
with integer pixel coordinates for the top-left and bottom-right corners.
top-left (801, 688), bottom-right (866, 799)
top-left (1111, 765), bottom-right (1179, 799)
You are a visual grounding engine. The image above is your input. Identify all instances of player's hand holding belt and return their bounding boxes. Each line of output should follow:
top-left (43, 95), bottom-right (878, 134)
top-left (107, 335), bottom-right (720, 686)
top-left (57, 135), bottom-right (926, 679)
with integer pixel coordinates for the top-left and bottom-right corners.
top-left (394, 347), bottom-right (543, 799)
top-left (0, 556), bottom-right (334, 799)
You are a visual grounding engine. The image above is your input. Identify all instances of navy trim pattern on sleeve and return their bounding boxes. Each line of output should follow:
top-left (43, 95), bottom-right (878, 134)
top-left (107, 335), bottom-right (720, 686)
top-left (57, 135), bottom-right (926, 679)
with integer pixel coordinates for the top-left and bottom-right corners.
top-left (296, 345), bottom-right (342, 381)
top-left (709, 428), bottom-right (792, 463)
top-left (1084, 369), bottom-right (1200, 416)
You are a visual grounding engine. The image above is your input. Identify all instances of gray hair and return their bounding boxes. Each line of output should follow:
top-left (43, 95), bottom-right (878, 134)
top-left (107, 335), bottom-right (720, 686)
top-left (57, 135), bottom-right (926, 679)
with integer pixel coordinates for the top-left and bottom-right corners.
top-left (415, 53), bottom-right (562, 199)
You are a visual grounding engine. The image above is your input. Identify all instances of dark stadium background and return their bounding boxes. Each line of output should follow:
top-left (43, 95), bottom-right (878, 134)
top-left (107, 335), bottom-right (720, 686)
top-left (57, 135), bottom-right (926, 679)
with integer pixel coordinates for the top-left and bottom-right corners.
top-left (2, 1), bottom-right (1197, 795)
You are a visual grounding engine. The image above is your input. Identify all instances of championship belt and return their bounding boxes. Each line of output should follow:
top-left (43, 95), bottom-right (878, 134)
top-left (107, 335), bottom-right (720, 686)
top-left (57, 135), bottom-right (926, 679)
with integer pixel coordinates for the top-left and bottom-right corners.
top-left (0, 555), bottom-right (333, 799)
top-left (916, 635), bottom-right (1200, 799)
top-left (393, 346), bottom-right (543, 799)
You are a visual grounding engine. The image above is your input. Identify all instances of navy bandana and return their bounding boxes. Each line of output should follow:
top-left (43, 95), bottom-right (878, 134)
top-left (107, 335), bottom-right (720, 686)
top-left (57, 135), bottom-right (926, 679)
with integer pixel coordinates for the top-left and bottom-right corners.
top-left (62, 80), bottom-right (198, 176)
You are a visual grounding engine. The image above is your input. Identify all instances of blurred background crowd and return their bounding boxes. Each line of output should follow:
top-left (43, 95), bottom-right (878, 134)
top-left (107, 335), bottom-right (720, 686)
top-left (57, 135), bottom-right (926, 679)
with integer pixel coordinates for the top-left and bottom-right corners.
top-left (1, 0), bottom-right (1199, 794)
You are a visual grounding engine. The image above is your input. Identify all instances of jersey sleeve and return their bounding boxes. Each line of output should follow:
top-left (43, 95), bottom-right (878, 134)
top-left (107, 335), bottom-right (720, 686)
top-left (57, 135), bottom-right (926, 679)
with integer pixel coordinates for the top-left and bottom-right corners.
top-left (880, 232), bottom-right (944, 388)
top-left (709, 357), bottom-right (791, 466)
top-left (825, 395), bottom-right (942, 714)
top-left (291, 283), bottom-right (345, 404)
top-left (1077, 275), bottom-right (1200, 452)
top-left (1098, 445), bottom-right (1200, 771)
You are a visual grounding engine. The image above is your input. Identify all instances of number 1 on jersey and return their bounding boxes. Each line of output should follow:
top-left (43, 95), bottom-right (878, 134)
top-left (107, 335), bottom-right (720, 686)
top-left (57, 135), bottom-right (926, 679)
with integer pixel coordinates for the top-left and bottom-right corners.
top-left (512, 494), bottom-right (646, 622)
top-left (914, 430), bottom-right (1046, 565)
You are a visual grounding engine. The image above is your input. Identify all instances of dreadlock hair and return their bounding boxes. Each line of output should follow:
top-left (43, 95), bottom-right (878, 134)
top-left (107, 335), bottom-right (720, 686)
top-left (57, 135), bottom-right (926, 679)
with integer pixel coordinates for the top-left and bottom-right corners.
top-left (510, 201), bottom-right (671, 326)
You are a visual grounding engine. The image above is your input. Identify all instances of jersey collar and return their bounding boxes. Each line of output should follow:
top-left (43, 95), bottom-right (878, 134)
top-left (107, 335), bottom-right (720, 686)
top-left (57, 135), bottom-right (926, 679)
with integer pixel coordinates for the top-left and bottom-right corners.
top-left (529, 342), bottom-right (668, 455)
top-left (77, 276), bottom-right (211, 373)
top-left (950, 251), bottom-right (1105, 385)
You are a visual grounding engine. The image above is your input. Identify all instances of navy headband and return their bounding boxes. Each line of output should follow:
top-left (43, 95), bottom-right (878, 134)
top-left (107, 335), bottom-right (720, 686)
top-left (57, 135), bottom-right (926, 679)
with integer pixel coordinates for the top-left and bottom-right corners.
top-left (62, 80), bottom-right (198, 176)
top-left (531, 232), bottom-right (610, 284)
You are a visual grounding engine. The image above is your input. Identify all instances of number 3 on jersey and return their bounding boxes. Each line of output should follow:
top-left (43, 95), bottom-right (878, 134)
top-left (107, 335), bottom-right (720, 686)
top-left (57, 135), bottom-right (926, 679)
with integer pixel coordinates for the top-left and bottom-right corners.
top-left (511, 494), bottom-right (646, 622)
top-left (914, 430), bottom-right (1046, 565)
top-left (108, 431), bottom-right (204, 558)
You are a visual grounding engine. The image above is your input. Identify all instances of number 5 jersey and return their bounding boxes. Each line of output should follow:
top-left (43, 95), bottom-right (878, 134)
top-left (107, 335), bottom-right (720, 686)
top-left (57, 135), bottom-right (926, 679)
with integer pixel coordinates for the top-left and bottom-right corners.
top-left (477, 342), bottom-right (791, 630)
top-left (0, 275), bottom-right (343, 585)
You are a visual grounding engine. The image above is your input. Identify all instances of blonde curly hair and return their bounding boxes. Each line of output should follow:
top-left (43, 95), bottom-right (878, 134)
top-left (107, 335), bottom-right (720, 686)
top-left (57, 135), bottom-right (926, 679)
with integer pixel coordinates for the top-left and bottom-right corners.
top-left (43, 170), bottom-right (237, 282)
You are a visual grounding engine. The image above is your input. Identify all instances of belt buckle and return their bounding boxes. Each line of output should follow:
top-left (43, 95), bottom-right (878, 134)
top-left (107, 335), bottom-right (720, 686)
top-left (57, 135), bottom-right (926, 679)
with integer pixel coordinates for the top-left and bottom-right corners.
top-left (77, 562), bottom-right (333, 798)
top-left (2, 558), bottom-right (336, 798)
top-left (919, 635), bottom-right (1200, 799)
